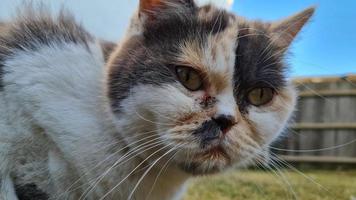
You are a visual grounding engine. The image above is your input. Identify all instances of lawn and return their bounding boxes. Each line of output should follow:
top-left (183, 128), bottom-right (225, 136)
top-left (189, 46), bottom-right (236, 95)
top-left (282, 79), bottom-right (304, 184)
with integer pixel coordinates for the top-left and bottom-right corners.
top-left (184, 169), bottom-right (356, 200)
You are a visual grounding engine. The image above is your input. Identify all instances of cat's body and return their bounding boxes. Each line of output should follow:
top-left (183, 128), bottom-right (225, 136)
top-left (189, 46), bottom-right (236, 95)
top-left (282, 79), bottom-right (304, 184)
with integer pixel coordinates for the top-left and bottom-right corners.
top-left (0, 1), bottom-right (314, 199)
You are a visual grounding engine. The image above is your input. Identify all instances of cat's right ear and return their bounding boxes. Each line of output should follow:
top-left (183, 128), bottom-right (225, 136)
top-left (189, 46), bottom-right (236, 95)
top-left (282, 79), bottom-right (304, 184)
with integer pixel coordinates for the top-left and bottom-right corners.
top-left (139, 0), bottom-right (196, 22)
top-left (270, 7), bottom-right (315, 48)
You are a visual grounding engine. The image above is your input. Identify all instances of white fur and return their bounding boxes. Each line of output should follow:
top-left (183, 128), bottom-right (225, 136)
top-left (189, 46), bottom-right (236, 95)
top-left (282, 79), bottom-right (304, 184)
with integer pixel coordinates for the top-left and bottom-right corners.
top-left (0, 41), bottom-right (189, 199)
top-left (215, 87), bottom-right (238, 118)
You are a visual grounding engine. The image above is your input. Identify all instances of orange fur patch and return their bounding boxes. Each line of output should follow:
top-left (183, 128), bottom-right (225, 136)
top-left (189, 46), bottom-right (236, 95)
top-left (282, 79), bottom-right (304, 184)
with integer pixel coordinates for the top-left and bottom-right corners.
top-left (177, 108), bottom-right (217, 126)
top-left (140, 0), bottom-right (163, 13)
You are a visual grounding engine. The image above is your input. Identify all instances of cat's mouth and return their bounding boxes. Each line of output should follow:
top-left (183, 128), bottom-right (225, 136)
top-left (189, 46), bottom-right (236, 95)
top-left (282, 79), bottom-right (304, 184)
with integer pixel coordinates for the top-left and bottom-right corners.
top-left (179, 145), bottom-right (232, 175)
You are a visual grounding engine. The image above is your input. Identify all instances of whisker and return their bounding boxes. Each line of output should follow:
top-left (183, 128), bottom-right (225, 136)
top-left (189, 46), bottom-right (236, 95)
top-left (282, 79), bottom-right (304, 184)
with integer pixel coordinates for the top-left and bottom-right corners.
top-left (270, 138), bottom-right (356, 153)
top-left (98, 144), bottom-right (174, 200)
top-left (57, 131), bottom-right (165, 198)
top-left (297, 83), bottom-right (337, 104)
top-left (270, 152), bottom-right (332, 194)
top-left (144, 148), bottom-right (181, 200)
top-left (127, 143), bottom-right (184, 200)
top-left (79, 138), bottom-right (167, 199)
top-left (255, 157), bottom-right (296, 200)
top-left (134, 110), bottom-right (176, 126)
top-left (259, 48), bottom-right (288, 65)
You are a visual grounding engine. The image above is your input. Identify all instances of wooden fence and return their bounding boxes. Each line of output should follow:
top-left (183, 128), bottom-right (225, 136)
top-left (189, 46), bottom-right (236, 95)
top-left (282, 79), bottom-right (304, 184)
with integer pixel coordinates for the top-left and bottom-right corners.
top-left (273, 74), bottom-right (356, 164)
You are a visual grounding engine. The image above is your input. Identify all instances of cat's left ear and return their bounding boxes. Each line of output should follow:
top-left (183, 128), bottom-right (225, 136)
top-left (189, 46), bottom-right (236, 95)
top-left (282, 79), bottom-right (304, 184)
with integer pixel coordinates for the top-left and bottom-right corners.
top-left (139, 0), bottom-right (196, 21)
top-left (270, 7), bottom-right (315, 48)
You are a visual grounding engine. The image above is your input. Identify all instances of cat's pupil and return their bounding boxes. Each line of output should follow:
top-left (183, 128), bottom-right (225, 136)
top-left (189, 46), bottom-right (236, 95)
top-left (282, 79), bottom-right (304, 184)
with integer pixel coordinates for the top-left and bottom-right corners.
top-left (185, 70), bottom-right (190, 82)
top-left (259, 88), bottom-right (264, 99)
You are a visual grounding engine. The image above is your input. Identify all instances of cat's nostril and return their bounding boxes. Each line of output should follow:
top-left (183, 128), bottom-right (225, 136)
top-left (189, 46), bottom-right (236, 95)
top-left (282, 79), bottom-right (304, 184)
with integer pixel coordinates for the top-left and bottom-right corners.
top-left (213, 115), bottom-right (236, 133)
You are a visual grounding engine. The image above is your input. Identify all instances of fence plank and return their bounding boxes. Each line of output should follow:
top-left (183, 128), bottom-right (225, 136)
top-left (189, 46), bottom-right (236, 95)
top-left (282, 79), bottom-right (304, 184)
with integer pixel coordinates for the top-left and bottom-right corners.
top-left (291, 123), bottom-right (356, 130)
top-left (275, 76), bottom-right (356, 164)
top-left (280, 155), bottom-right (356, 164)
top-left (298, 89), bottom-right (356, 97)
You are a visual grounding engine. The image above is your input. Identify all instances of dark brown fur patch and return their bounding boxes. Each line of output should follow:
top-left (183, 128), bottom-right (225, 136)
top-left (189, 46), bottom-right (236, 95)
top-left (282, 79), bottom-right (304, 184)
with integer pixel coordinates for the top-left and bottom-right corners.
top-left (233, 20), bottom-right (286, 113)
top-left (198, 5), bottom-right (230, 35)
top-left (0, 7), bottom-right (93, 91)
top-left (15, 184), bottom-right (49, 200)
top-left (107, 36), bottom-right (177, 111)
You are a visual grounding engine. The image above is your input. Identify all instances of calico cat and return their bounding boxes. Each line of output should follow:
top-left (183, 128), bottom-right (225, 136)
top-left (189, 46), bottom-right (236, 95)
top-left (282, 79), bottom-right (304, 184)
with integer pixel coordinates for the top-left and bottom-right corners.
top-left (0, 0), bottom-right (314, 199)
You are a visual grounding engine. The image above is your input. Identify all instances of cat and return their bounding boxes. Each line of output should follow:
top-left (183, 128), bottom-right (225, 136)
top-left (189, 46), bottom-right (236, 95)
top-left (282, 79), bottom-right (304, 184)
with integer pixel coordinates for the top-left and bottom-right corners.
top-left (0, 0), bottom-right (314, 199)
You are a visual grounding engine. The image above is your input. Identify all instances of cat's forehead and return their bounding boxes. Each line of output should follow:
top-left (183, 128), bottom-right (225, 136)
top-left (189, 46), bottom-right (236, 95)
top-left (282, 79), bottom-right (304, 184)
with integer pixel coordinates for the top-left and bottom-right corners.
top-left (176, 7), bottom-right (281, 92)
top-left (177, 11), bottom-right (239, 92)
top-left (140, 4), bottom-right (282, 93)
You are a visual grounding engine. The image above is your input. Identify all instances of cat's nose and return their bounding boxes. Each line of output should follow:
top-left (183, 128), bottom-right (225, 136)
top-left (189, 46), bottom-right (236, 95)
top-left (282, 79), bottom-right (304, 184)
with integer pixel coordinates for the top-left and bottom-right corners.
top-left (212, 115), bottom-right (237, 134)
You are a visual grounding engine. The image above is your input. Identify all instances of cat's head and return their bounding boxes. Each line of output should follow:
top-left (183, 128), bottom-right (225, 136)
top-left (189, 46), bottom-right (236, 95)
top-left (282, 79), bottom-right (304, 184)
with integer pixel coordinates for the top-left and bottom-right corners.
top-left (106, 0), bottom-right (314, 175)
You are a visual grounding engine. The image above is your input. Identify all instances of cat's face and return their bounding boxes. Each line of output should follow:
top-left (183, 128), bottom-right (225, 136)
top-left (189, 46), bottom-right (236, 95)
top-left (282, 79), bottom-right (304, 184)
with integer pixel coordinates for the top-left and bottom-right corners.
top-left (106, 0), bottom-right (313, 175)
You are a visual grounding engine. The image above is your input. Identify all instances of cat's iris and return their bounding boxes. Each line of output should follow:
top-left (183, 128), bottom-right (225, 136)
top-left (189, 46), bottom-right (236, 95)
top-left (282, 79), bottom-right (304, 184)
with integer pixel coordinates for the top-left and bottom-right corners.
top-left (176, 66), bottom-right (203, 91)
top-left (247, 87), bottom-right (274, 106)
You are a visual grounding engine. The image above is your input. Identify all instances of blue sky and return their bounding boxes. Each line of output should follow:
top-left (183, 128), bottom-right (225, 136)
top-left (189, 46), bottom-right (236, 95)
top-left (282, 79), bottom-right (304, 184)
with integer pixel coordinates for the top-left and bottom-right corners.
top-left (1, 0), bottom-right (355, 77)
top-left (232, 0), bottom-right (356, 77)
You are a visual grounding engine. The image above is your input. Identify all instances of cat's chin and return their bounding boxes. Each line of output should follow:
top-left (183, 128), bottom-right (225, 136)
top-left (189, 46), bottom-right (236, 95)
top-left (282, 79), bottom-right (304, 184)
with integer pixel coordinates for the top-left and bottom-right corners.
top-left (178, 146), bottom-right (232, 175)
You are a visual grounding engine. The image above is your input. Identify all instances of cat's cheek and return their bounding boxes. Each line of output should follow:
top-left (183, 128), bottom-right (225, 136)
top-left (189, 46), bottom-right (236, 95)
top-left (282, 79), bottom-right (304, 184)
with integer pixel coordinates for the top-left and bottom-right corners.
top-left (247, 110), bottom-right (284, 145)
top-left (246, 85), bottom-right (297, 145)
top-left (247, 104), bottom-right (295, 145)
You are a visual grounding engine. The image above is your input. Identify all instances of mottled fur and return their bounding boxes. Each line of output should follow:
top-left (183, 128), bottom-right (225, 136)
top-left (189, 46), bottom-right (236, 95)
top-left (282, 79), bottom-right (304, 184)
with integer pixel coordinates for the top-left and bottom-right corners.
top-left (0, 1), bottom-right (314, 199)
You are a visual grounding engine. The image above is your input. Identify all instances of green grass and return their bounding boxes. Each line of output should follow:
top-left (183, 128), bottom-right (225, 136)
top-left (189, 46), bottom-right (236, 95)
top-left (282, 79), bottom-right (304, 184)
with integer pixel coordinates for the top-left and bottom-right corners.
top-left (184, 169), bottom-right (356, 200)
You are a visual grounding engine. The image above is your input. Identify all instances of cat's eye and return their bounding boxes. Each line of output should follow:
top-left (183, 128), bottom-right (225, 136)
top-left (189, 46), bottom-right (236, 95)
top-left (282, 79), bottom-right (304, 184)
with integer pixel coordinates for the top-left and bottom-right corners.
top-left (176, 66), bottom-right (203, 91)
top-left (247, 87), bottom-right (275, 106)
